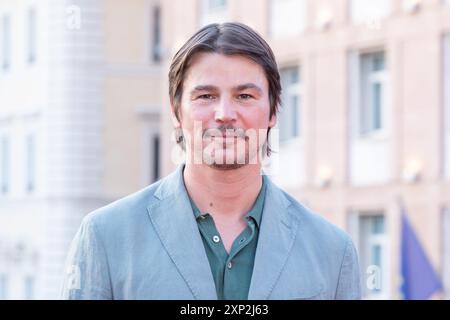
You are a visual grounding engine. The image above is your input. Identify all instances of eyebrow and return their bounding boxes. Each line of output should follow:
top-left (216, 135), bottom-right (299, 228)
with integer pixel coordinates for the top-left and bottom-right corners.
top-left (190, 85), bottom-right (219, 95)
top-left (189, 83), bottom-right (263, 96)
top-left (234, 83), bottom-right (263, 94)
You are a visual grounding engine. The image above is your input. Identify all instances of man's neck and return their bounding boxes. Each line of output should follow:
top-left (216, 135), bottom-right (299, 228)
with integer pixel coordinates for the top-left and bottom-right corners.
top-left (183, 163), bottom-right (263, 223)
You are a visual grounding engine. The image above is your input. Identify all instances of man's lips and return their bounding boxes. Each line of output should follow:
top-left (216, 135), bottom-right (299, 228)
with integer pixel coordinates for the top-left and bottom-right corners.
top-left (205, 133), bottom-right (245, 138)
top-left (205, 136), bottom-right (249, 146)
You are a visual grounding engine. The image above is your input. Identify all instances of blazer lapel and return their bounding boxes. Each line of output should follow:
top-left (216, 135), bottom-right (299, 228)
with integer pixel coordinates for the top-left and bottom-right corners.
top-left (147, 165), bottom-right (217, 300)
top-left (248, 177), bottom-right (300, 300)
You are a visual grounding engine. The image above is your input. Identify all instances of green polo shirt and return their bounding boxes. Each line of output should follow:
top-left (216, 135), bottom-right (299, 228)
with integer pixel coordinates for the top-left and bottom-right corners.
top-left (187, 175), bottom-right (267, 300)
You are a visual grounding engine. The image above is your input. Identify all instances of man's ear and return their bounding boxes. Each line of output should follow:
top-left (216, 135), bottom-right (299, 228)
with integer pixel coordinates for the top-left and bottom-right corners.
top-left (170, 103), bottom-right (181, 128)
top-left (268, 114), bottom-right (277, 128)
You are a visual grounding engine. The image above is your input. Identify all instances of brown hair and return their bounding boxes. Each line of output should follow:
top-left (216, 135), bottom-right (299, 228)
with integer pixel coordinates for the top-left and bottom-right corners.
top-left (168, 22), bottom-right (281, 156)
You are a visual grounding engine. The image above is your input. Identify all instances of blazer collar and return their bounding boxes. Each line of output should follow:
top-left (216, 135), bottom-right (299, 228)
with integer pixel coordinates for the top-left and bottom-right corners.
top-left (148, 165), bottom-right (217, 299)
top-left (148, 165), bottom-right (299, 300)
top-left (248, 177), bottom-right (300, 299)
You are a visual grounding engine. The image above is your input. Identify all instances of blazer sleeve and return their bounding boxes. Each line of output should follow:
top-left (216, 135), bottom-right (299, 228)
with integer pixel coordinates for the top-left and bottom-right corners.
top-left (335, 237), bottom-right (362, 300)
top-left (60, 216), bottom-right (113, 300)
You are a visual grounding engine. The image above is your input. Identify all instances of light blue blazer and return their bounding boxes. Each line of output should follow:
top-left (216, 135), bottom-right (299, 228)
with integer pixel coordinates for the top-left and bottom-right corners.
top-left (61, 165), bottom-right (361, 300)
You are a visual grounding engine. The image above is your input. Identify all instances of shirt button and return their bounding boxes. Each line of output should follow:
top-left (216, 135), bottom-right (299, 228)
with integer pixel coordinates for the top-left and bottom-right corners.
top-left (227, 262), bottom-right (233, 269)
top-left (239, 238), bottom-right (246, 244)
top-left (200, 215), bottom-right (206, 220)
top-left (212, 235), bottom-right (220, 243)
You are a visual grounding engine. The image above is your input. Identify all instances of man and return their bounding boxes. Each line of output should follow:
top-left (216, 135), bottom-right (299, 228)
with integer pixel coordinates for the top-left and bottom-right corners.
top-left (61, 22), bottom-right (361, 300)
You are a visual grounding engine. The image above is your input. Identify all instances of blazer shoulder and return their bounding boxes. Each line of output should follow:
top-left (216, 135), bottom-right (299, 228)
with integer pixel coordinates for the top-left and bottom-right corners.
top-left (82, 178), bottom-right (164, 231)
top-left (281, 190), bottom-right (353, 248)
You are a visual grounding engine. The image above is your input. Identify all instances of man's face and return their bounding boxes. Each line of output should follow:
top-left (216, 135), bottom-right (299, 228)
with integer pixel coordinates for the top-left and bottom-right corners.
top-left (174, 52), bottom-right (276, 170)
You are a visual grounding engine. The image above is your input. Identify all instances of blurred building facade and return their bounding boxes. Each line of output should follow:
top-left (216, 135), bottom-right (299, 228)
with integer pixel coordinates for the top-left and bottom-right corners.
top-left (158, 0), bottom-right (450, 300)
top-left (0, 0), bottom-right (449, 299)
top-left (0, 0), bottom-right (162, 299)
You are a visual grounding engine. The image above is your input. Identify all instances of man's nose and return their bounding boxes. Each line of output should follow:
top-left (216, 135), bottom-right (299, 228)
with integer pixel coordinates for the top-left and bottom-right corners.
top-left (214, 98), bottom-right (237, 123)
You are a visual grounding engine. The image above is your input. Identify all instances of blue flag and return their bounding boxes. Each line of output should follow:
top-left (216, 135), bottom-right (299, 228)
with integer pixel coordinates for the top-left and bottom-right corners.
top-left (400, 209), bottom-right (442, 299)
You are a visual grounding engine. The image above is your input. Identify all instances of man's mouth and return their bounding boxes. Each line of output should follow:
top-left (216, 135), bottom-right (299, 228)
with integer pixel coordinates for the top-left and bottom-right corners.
top-left (203, 128), bottom-right (246, 139)
top-left (207, 134), bottom-right (247, 143)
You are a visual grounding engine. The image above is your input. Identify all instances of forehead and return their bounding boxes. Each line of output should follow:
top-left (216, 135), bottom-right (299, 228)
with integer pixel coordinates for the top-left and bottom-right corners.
top-left (184, 52), bottom-right (268, 90)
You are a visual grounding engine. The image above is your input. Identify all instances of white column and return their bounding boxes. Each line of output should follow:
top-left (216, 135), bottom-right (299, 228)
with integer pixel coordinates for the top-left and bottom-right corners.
top-left (40, 0), bottom-right (106, 299)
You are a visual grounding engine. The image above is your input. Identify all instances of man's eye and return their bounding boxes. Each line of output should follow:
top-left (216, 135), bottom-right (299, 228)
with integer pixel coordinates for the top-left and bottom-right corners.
top-left (238, 94), bottom-right (253, 100)
top-left (198, 94), bottom-right (215, 100)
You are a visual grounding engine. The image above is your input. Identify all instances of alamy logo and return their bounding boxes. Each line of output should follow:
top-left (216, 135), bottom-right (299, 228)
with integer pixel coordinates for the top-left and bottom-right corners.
top-left (66, 5), bottom-right (81, 30)
top-left (66, 265), bottom-right (81, 290)
top-left (366, 265), bottom-right (382, 291)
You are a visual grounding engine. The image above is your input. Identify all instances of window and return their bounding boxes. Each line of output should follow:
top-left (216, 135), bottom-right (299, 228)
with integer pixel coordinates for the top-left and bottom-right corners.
top-left (359, 52), bottom-right (387, 136)
top-left (137, 106), bottom-right (161, 187)
top-left (1, 14), bottom-right (11, 71)
top-left (151, 134), bottom-right (160, 182)
top-left (446, 36), bottom-right (450, 123)
top-left (207, 0), bottom-right (226, 11)
top-left (349, 50), bottom-right (391, 185)
top-left (360, 215), bottom-right (389, 298)
top-left (349, 213), bottom-right (389, 299)
top-left (0, 274), bottom-right (7, 299)
top-left (279, 67), bottom-right (302, 142)
top-left (270, 0), bottom-right (306, 37)
top-left (26, 134), bottom-right (36, 193)
top-left (27, 8), bottom-right (36, 64)
top-left (201, 0), bottom-right (228, 26)
top-left (350, 0), bottom-right (391, 24)
top-left (444, 35), bottom-right (450, 179)
top-left (444, 208), bottom-right (450, 299)
top-left (24, 276), bottom-right (35, 300)
top-left (150, 6), bottom-right (161, 63)
top-left (1, 136), bottom-right (10, 194)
